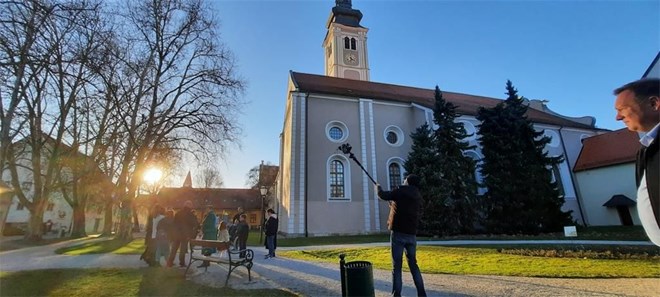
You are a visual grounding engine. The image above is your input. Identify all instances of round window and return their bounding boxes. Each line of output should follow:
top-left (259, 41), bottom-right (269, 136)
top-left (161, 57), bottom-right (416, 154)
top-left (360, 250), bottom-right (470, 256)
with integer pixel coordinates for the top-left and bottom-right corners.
top-left (383, 125), bottom-right (404, 147)
top-left (386, 131), bottom-right (398, 144)
top-left (326, 121), bottom-right (349, 143)
top-left (329, 127), bottom-right (343, 141)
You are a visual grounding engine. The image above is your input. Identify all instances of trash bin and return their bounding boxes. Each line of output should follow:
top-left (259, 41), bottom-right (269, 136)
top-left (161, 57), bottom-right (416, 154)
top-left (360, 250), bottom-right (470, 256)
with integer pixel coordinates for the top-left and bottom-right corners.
top-left (339, 254), bottom-right (374, 297)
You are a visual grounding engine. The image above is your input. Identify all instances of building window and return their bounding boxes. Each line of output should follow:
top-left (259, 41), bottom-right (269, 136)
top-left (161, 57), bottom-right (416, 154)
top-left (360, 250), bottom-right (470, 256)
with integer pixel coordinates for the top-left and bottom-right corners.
top-left (383, 125), bottom-right (404, 147)
top-left (46, 203), bottom-right (54, 211)
top-left (388, 163), bottom-right (402, 190)
top-left (16, 202), bottom-right (24, 210)
top-left (249, 213), bottom-right (256, 224)
top-left (350, 37), bottom-right (356, 50)
top-left (329, 127), bottom-right (343, 141)
top-left (330, 160), bottom-right (345, 198)
top-left (344, 37), bottom-right (350, 49)
top-left (328, 155), bottom-right (351, 201)
top-left (550, 164), bottom-right (565, 198)
top-left (464, 151), bottom-right (485, 195)
top-left (326, 121), bottom-right (349, 143)
top-left (21, 181), bottom-right (32, 192)
top-left (386, 131), bottom-right (398, 145)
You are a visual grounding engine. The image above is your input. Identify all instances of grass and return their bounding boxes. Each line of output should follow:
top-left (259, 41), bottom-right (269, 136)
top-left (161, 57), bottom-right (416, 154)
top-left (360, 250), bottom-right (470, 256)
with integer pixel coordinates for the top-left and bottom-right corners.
top-left (280, 246), bottom-right (660, 278)
top-left (0, 237), bottom-right (70, 252)
top-left (423, 226), bottom-right (650, 241)
top-left (56, 238), bottom-right (145, 255)
top-left (0, 268), bottom-right (295, 296)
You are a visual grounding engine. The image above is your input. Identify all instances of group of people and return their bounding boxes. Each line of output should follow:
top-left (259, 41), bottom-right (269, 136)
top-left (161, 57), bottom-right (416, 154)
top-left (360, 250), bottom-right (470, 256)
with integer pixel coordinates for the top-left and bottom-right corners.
top-left (141, 201), bottom-right (253, 268)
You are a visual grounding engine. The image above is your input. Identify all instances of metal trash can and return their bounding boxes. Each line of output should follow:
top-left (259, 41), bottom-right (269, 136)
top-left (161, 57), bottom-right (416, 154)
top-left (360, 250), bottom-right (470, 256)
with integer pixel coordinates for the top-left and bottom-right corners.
top-left (339, 254), bottom-right (375, 297)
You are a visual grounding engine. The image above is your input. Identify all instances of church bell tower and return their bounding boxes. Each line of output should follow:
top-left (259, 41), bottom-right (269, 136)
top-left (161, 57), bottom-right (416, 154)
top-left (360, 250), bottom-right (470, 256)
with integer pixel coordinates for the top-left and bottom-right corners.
top-left (323, 0), bottom-right (370, 81)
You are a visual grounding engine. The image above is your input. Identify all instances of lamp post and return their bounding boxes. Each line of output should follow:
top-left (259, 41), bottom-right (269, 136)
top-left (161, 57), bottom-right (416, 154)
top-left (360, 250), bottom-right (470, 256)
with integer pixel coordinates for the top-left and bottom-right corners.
top-left (259, 186), bottom-right (268, 243)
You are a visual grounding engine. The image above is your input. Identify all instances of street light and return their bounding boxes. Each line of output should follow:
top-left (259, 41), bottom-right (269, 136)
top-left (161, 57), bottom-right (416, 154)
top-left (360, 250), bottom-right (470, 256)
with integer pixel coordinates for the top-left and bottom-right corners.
top-left (259, 186), bottom-right (268, 243)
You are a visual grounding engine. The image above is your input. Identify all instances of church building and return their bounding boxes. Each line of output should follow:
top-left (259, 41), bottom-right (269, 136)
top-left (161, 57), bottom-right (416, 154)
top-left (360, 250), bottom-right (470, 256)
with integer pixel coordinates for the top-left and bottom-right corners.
top-left (276, 0), bottom-right (604, 236)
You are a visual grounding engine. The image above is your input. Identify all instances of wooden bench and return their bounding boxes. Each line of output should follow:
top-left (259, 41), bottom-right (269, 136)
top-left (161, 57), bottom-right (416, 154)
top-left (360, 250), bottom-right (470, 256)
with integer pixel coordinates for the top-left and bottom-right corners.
top-left (185, 239), bottom-right (254, 286)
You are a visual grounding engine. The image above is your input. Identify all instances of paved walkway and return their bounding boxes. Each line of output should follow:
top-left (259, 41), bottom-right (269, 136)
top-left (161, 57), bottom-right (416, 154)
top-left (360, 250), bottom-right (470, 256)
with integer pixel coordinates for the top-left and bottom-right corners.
top-left (1, 237), bottom-right (659, 296)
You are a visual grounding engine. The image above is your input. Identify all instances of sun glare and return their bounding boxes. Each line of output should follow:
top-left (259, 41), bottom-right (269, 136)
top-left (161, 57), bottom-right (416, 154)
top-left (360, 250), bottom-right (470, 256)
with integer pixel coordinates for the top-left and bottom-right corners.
top-left (143, 168), bottom-right (163, 185)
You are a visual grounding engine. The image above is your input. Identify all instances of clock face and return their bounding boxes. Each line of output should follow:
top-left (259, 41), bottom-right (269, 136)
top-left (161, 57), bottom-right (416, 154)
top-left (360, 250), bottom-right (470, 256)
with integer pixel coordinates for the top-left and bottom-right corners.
top-left (344, 53), bottom-right (358, 65)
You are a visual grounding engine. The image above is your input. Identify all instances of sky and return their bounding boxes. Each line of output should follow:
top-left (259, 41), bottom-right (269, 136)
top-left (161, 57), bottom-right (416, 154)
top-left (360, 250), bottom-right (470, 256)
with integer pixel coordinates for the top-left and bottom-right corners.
top-left (176, 0), bottom-right (659, 188)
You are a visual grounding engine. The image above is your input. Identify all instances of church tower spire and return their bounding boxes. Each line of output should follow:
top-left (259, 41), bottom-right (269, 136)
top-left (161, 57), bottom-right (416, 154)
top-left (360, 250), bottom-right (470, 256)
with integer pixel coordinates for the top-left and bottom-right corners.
top-left (323, 0), bottom-right (370, 81)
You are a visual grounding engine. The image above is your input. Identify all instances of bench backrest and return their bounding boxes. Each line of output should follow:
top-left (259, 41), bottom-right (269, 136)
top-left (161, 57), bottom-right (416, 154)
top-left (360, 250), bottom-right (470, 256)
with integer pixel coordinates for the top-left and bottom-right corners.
top-left (189, 239), bottom-right (230, 251)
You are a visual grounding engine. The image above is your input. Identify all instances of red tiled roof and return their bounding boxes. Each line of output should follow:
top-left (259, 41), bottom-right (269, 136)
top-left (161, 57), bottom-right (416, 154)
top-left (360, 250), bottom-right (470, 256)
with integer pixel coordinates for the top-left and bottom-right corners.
top-left (152, 187), bottom-right (261, 210)
top-left (573, 128), bottom-right (641, 172)
top-left (290, 72), bottom-right (598, 130)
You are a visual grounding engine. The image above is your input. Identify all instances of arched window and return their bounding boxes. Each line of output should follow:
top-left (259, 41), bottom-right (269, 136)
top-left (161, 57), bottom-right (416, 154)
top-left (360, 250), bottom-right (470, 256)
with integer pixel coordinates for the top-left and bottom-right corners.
top-left (344, 37), bottom-right (350, 49)
top-left (388, 163), bottom-right (402, 190)
top-left (550, 164), bottom-right (565, 198)
top-left (464, 151), bottom-right (485, 195)
top-left (350, 38), bottom-right (357, 50)
top-left (328, 155), bottom-right (351, 200)
top-left (330, 160), bottom-right (345, 198)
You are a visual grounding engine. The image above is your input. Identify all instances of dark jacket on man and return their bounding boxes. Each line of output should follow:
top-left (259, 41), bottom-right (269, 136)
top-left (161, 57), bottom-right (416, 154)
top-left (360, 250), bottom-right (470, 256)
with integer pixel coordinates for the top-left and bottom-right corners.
top-left (265, 215), bottom-right (278, 236)
top-left (377, 185), bottom-right (423, 235)
top-left (173, 207), bottom-right (199, 240)
top-left (636, 133), bottom-right (660, 228)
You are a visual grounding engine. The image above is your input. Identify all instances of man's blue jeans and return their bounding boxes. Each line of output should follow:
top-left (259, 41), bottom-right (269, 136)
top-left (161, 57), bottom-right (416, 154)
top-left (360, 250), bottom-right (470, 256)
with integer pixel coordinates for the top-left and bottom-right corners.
top-left (266, 235), bottom-right (275, 257)
top-left (391, 231), bottom-right (426, 297)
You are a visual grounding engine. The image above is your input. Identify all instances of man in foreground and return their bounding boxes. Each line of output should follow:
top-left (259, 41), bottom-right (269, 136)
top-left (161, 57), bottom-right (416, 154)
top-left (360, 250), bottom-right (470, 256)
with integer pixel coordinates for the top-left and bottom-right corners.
top-left (614, 78), bottom-right (660, 246)
top-left (376, 174), bottom-right (427, 297)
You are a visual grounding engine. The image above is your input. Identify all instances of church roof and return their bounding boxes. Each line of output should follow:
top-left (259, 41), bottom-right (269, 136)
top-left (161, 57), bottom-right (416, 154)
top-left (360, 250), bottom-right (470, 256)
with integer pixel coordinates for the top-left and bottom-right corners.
top-left (573, 128), bottom-right (640, 172)
top-left (290, 71), bottom-right (599, 130)
top-left (153, 187), bottom-right (261, 210)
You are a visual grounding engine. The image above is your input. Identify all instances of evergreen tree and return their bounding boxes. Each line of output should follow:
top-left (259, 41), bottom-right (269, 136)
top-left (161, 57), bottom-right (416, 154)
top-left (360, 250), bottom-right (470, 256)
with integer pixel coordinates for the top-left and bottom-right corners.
top-left (476, 81), bottom-right (573, 234)
top-left (405, 86), bottom-right (479, 236)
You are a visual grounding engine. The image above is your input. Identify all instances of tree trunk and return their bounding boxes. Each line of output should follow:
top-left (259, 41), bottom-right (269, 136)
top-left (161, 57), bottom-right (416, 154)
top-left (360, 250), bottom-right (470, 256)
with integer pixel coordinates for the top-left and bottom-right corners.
top-left (100, 200), bottom-right (114, 236)
top-left (25, 210), bottom-right (44, 241)
top-left (132, 209), bottom-right (140, 232)
top-left (70, 201), bottom-right (87, 238)
top-left (116, 200), bottom-right (133, 241)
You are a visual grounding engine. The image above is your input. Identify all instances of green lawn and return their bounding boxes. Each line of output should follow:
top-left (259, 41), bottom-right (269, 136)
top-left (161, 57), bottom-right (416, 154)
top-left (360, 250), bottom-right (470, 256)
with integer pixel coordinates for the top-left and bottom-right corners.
top-left (56, 238), bottom-right (145, 255)
top-left (0, 268), bottom-right (295, 297)
top-left (280, 246), bottom-right (660, 278)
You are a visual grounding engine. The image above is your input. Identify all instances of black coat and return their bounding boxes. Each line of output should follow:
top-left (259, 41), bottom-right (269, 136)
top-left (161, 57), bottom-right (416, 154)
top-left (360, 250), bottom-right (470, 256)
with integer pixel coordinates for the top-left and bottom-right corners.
top-left (377, 185), bottom-right (423, 235)
top-left (173, 207), bottom-right (199, 240)
top-left (265, 216), bottom-right (278, 236)
top-left (636, 133), bottom-right (660, 228)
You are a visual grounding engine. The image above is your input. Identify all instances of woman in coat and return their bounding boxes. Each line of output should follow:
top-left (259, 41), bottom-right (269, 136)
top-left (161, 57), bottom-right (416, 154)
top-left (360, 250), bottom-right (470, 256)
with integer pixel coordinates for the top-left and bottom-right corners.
top-left (198, 206), bottom-right (217, 267)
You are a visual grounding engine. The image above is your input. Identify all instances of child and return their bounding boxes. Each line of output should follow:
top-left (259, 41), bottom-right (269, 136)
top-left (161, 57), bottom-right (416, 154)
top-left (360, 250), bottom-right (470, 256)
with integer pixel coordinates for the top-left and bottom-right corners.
top-left (217, 221), bottom-right (230, 257)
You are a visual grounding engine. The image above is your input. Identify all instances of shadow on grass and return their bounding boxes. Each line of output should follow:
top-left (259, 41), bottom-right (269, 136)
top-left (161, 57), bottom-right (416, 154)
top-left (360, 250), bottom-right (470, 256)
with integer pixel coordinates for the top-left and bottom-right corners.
top-left (0, 268), bottom-right (296, 297)
top-left (0, 237), bottom-right (70, 252)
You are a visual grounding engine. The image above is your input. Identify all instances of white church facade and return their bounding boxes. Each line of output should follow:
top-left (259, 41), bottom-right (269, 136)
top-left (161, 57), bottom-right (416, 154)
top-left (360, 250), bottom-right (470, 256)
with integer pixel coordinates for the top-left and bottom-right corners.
top-left (276, 0), bottom-right (605, 236)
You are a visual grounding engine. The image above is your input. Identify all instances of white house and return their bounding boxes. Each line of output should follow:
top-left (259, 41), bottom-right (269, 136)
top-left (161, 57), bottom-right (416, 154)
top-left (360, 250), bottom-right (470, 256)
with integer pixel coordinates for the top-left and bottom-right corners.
top-left (276, 0), bottom-right (605, 236)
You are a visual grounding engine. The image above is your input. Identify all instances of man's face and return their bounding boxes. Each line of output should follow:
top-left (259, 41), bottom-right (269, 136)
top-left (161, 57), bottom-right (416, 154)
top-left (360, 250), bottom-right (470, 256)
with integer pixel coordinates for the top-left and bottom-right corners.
top-left (615, 89), bottom-right (660, 132)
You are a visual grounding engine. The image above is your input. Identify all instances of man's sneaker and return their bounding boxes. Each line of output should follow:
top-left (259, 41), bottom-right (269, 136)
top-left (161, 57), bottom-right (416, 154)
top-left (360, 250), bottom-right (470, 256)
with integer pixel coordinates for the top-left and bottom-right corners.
top-left (264, 255), bottom-right (270, 259)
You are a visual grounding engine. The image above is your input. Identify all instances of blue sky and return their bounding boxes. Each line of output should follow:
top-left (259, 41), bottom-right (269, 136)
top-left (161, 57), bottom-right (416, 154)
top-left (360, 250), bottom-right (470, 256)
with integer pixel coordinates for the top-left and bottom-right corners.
top-left (189, 0), bottom-right (659, 188)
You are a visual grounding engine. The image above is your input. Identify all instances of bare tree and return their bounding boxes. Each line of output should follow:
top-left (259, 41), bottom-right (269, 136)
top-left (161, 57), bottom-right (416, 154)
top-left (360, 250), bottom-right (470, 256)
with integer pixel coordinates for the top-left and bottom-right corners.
top-left (1, 0), bottom-right (105, 240)
top-left (107, 0), bottom-right (245, 240)
top-left (196, 167), bottom-right (223, 188)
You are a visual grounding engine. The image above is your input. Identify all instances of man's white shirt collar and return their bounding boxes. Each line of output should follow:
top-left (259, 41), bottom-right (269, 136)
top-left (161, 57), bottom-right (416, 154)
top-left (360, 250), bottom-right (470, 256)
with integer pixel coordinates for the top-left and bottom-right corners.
top-left (640, 123), bottom-right (660, 147)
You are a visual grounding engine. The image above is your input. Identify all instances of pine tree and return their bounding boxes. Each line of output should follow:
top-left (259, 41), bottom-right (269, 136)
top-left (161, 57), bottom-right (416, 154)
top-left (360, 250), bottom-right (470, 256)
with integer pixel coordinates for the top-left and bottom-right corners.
top-left (476, 81), bottom-right (573, 234)
top-left (405, 86), bottom-right (479, 236)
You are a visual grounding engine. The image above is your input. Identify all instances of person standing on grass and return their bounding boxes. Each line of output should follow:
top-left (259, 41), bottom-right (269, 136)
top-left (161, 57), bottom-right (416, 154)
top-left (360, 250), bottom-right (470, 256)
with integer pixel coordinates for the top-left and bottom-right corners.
top-left (237, 214), bottom-right (250, 258)
top-left (264, 209), bottom-right (278, 259)
top-left (614, 78), bottom-right (660, 246)
top-left (376, 174), bottom-right (427, 297)
top-left (167, 200), bottom-right (199, 268)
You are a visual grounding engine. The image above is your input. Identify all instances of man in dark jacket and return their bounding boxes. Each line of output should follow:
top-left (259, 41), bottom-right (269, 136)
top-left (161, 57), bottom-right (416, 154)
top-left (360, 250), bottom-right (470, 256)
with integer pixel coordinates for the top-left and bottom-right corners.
top-left (614, 78), bottom-right (660, 246)
top-left (264, 208), bottom-right (278, 259)
top-left (166, 200), bottom-right (199, 267)
top-left (376, 174), bottom-right (427, 297)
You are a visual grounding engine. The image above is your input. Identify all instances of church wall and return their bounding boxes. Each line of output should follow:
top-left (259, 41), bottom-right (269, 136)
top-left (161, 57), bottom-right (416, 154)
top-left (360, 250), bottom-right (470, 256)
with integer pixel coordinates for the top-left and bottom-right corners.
top-left (305, 94), bottom-right (370, 234)
top-left (278, 92), bottom-right (296, 235)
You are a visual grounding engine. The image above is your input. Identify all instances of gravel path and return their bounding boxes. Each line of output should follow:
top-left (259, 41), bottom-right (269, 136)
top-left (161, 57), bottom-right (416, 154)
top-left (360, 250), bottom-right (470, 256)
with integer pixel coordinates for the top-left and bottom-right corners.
top-left (1, 237), bottom-right (659, 297)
